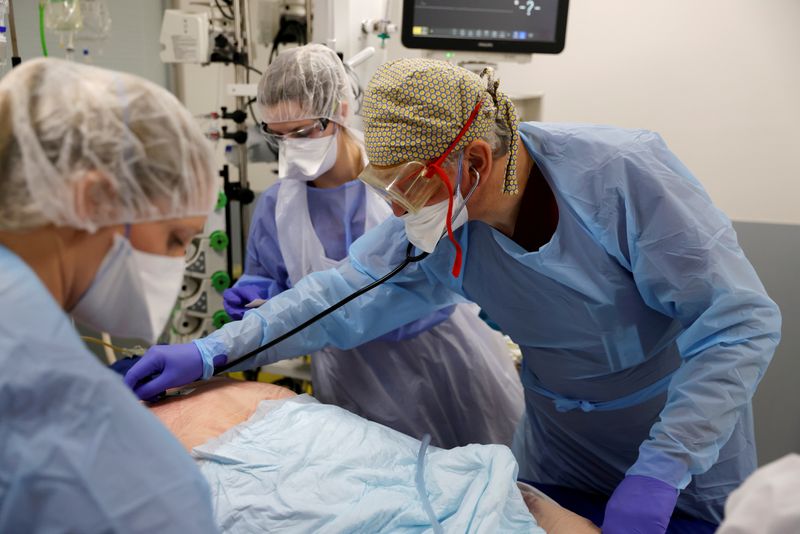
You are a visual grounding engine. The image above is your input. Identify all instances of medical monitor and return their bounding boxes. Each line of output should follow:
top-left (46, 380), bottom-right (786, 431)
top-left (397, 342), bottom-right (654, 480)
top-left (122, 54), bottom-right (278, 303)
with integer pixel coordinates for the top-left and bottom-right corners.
top-left (401, 0), bottom-right (569, 55)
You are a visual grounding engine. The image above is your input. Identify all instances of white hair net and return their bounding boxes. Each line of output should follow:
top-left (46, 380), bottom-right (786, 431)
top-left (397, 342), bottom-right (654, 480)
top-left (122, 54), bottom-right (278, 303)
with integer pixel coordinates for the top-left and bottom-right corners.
top-left (257, 44), bottom-right (353, 126)
top-left (0, 58), bottom-right (217, 232)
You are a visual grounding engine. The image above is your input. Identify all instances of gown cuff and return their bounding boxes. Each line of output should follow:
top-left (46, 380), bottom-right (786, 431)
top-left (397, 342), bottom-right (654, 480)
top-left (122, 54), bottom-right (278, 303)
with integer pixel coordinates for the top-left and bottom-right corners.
top-left (627, 447), bottom-right (692, 490)
top-left (193, 336), bottom-right (228, 380)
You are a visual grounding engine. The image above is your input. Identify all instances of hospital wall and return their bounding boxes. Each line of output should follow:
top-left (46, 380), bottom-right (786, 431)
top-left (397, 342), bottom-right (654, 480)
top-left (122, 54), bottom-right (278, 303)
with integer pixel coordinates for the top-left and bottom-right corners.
top-left (732, 222), bottom-right (800, 465)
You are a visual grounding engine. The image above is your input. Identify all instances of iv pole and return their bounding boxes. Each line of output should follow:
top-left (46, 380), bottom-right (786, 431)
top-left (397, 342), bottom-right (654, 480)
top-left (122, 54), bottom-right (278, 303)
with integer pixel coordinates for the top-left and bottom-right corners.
top-left (7, 0), bottom-right (21, 66)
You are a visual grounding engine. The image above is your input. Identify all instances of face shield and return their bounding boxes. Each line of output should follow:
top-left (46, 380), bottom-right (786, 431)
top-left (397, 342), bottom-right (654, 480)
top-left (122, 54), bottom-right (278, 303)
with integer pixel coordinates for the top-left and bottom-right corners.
top-left (358, 99), bottom-right (484, 215)
top-left (359, 99), bottom-right (484, 277)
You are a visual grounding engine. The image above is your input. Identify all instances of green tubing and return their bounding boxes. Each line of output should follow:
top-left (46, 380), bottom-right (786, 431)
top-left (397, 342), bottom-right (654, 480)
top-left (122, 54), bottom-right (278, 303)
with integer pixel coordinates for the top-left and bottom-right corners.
top-left (38, 3), bottom-right (48, 57)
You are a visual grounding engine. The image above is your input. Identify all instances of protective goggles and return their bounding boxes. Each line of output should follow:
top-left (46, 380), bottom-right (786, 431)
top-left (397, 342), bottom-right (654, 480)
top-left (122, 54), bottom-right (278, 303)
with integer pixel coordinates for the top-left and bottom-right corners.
top-left (259, 118), bottom-right (332, 143)
top-left (360, 99), bottom-right (485, 277)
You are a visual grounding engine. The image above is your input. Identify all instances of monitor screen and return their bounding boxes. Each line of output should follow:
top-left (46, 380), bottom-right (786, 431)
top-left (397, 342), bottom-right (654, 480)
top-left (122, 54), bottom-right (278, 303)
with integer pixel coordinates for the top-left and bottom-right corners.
top-left (402, 0), bottom-right (569, 54)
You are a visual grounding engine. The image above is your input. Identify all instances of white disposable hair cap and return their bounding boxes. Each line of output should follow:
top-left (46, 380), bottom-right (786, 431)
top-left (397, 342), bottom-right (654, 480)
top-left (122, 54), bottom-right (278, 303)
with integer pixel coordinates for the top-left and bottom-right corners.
top-left (257, 44), bottom-right (353, 126)
top-left (0, 58), bottom-right (217, 232)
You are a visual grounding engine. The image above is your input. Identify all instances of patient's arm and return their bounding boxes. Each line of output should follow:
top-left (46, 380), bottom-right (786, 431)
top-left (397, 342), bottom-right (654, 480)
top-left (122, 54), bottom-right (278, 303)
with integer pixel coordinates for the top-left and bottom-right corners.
top-left (149, 378), bottom-right (295, 450)
top-left (518, 483), bottom-right (601, 534)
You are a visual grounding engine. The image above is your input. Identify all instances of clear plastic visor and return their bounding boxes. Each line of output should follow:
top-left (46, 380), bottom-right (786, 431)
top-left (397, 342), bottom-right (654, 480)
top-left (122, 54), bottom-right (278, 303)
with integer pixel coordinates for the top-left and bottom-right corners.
top-left (358, 161), bottom-right (445, 214)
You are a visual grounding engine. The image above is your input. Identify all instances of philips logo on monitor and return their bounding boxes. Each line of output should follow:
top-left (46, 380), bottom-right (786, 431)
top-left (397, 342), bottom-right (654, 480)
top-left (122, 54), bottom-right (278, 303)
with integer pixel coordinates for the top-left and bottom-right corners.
top-left (477, 42), bottom-right (494, 48)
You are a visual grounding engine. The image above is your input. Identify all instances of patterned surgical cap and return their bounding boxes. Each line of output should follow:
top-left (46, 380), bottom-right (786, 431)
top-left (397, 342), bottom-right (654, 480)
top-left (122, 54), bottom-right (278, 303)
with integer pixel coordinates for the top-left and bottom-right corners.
top-left (362, 58), bottom-right (520, 194)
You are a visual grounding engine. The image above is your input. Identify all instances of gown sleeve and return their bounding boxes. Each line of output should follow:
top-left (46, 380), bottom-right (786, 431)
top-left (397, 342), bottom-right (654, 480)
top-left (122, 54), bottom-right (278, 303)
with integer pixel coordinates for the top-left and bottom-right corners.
top-left (195, 217), bottom-right (467, 375)
top-left (598, 131), bottom-right (781, 489)
top-left (0, 248), bottom-right (220, 533)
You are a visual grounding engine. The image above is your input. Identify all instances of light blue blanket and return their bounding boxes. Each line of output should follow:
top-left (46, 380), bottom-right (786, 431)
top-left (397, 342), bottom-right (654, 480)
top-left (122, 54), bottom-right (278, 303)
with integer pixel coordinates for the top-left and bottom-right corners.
top-left (194, 396), bottom-right (542, 533)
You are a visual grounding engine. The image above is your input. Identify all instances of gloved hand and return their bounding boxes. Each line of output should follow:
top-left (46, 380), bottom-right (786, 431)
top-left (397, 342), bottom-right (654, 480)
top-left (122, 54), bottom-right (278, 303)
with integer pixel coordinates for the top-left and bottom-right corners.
top-left (602, 475), bottom-right (678, 534)
top-left (223, 285), bottom-right (265, 320)
top-left (123, 343), bottom-right (225, 401)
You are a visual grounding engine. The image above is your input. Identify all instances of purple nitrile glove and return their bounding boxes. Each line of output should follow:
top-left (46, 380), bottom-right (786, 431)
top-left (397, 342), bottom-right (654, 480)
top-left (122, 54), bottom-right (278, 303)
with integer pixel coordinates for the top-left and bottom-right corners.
top-left (123, 343), bottom-right (226, 401)
top-left (602, 475), bottom-right (679, 534)
top-left (222, 285), bottom-right (265, 320)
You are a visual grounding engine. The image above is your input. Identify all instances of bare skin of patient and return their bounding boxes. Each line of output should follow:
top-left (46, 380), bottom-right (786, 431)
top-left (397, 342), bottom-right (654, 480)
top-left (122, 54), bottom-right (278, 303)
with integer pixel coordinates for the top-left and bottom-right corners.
top-left (148, 378), bottom-right (599, 533)
top-left (518, 484), bottom-right (601, 534)
top-left (149, 378), bottom-right (295, 450)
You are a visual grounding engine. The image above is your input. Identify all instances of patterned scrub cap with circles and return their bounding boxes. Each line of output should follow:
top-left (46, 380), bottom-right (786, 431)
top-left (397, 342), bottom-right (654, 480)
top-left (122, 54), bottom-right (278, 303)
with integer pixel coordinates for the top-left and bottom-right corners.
top-left (362, 58), bottom-right (520, 194)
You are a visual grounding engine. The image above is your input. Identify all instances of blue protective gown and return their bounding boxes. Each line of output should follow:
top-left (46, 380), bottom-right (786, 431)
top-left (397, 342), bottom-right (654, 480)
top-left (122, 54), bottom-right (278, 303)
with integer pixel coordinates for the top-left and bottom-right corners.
top-left (196, 123), bottom-right (781, 522)
top-left (228, 178), bottom-right (524, 448)
top-left (0, 245), bottom-right (219, 533)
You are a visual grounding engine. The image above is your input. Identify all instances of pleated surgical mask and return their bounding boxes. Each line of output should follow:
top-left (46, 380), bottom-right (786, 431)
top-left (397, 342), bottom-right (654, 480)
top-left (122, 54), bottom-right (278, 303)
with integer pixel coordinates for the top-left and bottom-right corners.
top-left (401, 153), bottom-right (478, 255)
top-left (278, 133), bottom-right (338, 182)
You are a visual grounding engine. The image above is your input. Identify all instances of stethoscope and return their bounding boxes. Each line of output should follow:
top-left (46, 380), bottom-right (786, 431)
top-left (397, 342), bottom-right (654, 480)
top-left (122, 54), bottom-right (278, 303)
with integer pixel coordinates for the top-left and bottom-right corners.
top-left (213, 167), bottom-right (480, 375)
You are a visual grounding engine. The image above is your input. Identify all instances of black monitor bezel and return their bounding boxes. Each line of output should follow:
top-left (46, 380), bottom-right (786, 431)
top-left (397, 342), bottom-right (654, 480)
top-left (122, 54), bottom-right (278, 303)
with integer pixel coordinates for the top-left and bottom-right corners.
top-left (401, 0), bottom-right (569, 54)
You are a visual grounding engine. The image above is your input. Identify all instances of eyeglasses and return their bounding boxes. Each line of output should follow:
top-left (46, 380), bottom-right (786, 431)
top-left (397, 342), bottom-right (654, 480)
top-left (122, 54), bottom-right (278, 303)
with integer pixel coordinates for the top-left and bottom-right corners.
top-left (259, 118), bottom-right (331, 143)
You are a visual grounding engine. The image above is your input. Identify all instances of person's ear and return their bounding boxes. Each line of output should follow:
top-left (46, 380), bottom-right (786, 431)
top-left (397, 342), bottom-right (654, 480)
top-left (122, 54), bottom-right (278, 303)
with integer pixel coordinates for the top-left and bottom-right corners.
top-left (462, 140), bottom-right (492, 191)
top-left (73, 170), bottom-right (117, 224)
top-left (339, 100), bottom-right (350, 121)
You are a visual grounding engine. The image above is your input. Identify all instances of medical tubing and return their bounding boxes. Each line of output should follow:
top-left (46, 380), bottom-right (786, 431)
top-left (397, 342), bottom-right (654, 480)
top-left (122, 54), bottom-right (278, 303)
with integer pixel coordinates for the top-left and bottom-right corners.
top-left (213, 243), bottom-right (428, 374)
top-left (415, 434), bottom-right (444, 534)
top-left (38, 2), bottom-right (47, 56)
top-left (214, 0), bottom-right (234, 20)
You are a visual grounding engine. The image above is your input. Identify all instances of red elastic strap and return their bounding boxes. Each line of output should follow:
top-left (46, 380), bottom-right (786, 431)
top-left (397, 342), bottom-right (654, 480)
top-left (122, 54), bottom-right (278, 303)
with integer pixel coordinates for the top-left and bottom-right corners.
top-left (432, 99), bottom-right (485, 167)
top-left (425, 99), bottom-right (484, 278)
top-left (430, 164), bottom-right (462, 277)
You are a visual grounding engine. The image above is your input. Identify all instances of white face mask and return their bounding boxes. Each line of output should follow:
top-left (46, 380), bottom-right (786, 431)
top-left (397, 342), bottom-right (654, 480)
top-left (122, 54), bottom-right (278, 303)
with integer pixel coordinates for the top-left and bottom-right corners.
top-left (402, 186), bottom-right (470, 253)
top-left (278, 133), bottom-right (338, 182)
top-left (71, 234), bottom-right (185, 343)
